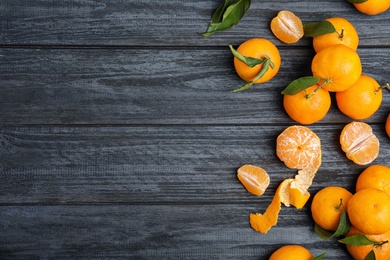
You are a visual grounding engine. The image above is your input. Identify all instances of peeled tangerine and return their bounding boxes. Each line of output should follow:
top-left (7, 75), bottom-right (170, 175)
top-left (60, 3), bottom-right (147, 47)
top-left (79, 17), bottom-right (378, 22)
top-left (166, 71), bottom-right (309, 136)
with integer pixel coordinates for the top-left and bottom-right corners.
top-left (250, 126), bottom-right (322, 234)
top-left (340, 121), bottom-right (380, 165)
top-left (270, 10), bottom-right (304, 44)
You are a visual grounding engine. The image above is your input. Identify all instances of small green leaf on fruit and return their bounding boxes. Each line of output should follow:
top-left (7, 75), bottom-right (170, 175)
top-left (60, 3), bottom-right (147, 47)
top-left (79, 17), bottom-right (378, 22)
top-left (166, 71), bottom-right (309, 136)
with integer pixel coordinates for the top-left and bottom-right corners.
top-left (202, 0), bottom-right (251, 37)
top-left (281, 76), bottom-right (321, 95)
top-left (312, 252), bottom-right (327, 260)
top-left (346, 0), bottom-right (368, 3)
top-left (365, 250), bottom-right (376, 260)
top-left (229, 45), bottom-right (265, 68)
top-left (332, 210), bottom-right (351, 238)
top-left (303, 21), bottom-right (336, 37)
top-left (338, 234), bottom-right (375, 246)
top-left (314, 223), bottom-right (333, 239)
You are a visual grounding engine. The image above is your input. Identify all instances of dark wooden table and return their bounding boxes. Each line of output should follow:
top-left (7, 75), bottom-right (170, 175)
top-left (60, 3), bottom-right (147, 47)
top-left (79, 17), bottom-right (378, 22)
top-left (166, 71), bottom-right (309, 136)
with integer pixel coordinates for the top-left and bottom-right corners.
top-left (1, 1), bottom-right (389, 259)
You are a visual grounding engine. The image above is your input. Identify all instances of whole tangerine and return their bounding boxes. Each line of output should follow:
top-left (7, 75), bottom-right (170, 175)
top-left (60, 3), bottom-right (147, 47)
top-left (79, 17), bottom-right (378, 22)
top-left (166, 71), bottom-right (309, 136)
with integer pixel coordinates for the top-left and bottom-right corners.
top-left (311, 44), bottom-right (362, 92)
top-left (283, 85), bottom-right (331, 125)
top-left (269, 244), bottom-right (313, 260)
top-left (311, 186), bottom-right (353, 231)
top-left (336, 74), bottom-right (382, 120)
top-left (353, 0), bottom-right (390, 15)
top-left (233, 38), bottom-right (281, 84)
top-left (313, 17), bottom-right (359, 53)
top-left (356, 164), bottom-right (390, 195)
top-left (348, 188), bottom-right (390, 235)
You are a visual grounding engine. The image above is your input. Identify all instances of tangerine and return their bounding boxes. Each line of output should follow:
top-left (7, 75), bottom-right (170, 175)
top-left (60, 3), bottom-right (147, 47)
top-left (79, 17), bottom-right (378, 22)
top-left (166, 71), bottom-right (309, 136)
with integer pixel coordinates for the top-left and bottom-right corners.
top-left (348, 188), bottom-right (390, 235)
top-left (311, 186), bottom-right (353, 231)
top-left (336, 74), bottom-right (382, 120)
top-left (232, 38), bottom-right (281, 92)
top-left (353, 0), bottom-right (390, 15)
top-left (311, 44), bottom-right (362, 92)
top-left (340, 121), bottom-right (380, 165)
top-left (283, 85), bottom-right (331, 125)
top-left (386, 113), bottom-right (390, 138)
top-left (269, 245), bottom-right (313, 260)
top-left (345, 225), bottom-right (390, 260)
top-left (356, 164), bottom-right (390, 195)
top-left (276, 125), bottom-right (322, 170)
top-left (270, 10), bottom-right (304, 44)
top-left (237, 164), bottom-right (270, 196)
top-left (313, 17), bottom-right (359, 53)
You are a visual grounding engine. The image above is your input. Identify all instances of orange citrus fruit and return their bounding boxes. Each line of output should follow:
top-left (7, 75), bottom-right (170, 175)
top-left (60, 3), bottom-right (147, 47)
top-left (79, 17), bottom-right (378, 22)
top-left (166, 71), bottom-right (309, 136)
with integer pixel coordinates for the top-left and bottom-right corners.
top-left (356, 164), bottom-right (390, 195)
top-left (340, 121), bottom-right (380, 165)
top-left (336, 74), bottom-right (382, 120)
top-left (233, 38), bottom-right (281, 84)
top-left (269, 245), bottom-right (313, 260)
top-left (313, 17), bottom-right (359, 53)
top-left (353, 0), bottom-right (390, 15)
top-left (237, 164), bottom-right (270, 196)
top-left (348, 188), bottom-right (390, 235)
top-left (270, 10), bottom-right (304, 44)
top-left (283, 85), bottom-right (331, 125)
top-left (276, 125), bottom-right (322, 170)
top-left (311, 186), bottom-right (353, 231)
top-left (386, 113), bottom-right (390, 138)
top-left (345, 225), bottom-right (390, 260)
top-left (311, 44), bottom-right (362, 92)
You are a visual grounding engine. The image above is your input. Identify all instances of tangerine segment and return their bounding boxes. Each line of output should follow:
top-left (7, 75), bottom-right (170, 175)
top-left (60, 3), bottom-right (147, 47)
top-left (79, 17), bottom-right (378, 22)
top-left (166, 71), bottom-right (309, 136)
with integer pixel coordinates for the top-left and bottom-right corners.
top-left (237, 164), bottom-right (270, 196)
top-left (348, 188), bottom-right (390, 235)
top-left (340, 121), bottom-right (380, 165)
top-left (233, 38), bottom-right (281, 84)
top-left (270, 10), bottom-right (304, 44)
top-left (311, 44), bottom-right (362, 92)
top-left (276, 125), bottom-right (322, 170)
top-left (313, 17), bottom-right (359, 53)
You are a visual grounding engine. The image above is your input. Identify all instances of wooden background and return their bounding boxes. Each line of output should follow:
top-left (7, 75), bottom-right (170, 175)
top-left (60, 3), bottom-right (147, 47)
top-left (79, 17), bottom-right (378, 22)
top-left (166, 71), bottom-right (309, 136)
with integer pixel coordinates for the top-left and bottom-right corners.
top-left (1, 0), bottom-right (389, 259)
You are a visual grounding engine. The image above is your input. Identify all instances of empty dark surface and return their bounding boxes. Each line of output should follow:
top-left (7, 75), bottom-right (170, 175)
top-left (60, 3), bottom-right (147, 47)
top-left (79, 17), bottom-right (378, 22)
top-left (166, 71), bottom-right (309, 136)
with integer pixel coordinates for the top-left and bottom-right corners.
top-left (1, 1), bottom-right (389, 259)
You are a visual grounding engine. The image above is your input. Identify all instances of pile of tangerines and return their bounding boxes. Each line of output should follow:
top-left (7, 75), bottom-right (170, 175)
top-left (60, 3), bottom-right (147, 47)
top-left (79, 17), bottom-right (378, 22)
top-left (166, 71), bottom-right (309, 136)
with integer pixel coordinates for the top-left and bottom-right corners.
top-left (229, 1), bottom-right (390, 259)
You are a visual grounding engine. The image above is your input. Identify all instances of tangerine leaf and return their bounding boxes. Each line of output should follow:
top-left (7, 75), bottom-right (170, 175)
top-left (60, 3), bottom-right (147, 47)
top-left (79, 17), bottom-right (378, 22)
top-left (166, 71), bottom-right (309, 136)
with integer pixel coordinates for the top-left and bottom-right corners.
top-left (365, 250), bottom-right (376, 260)
top-left (338, 234), bottom-right (375, 246)
top-left (332, 210), bottom-right (351, 238)
top-left (347, 0), bottom-right (368, 3)
top-left (312, 252), bottom-right (327, 260)
top-left (229, 45), bottom-right (265, 68)
top-left (314, 223), bottom-right (333, 239)
top-left (281, 76), bottom-right (321, 95)
top-left (201, 0), bottom-right (251, 37)
top-left (303, 21), bottom-right (336, 37)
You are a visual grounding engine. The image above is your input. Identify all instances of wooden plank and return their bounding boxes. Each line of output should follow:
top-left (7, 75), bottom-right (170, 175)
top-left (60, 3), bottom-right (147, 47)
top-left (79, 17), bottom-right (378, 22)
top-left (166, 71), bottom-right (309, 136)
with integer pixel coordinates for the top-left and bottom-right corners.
top-left (1, 47), bottom-right (389, 125)
top-left (0, 0), bottom-right (389, 47)
top-left (0, 204), bottom-right (353, 259)
top-left (1, 125), bottom-right (389, 204)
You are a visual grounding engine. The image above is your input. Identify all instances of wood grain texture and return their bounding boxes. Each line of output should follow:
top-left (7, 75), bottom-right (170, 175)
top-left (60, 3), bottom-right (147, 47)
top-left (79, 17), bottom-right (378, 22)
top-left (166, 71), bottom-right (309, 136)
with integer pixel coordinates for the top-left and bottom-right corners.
top-left (1, 0), bottom-right (390, 259)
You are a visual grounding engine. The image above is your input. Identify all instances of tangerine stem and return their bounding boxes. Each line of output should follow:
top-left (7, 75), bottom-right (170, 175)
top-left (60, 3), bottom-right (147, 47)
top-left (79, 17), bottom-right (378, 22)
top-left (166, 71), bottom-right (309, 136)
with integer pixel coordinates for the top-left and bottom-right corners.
top-left (338, 28), bottom-right (345, 41)
top-left (305, 78), bottom-right (331, 99)
top-left (376, 83), bottom-right (390, 94)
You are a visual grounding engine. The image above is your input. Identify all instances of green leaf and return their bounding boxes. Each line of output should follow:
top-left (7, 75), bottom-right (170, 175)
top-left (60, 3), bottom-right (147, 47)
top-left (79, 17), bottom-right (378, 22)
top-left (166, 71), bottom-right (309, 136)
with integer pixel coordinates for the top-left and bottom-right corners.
top-left (281, 76), bottom-right (321, 95)
top-left (231, 58), bottom-right (272, 92)
top-left (303, 21), bottom-right (336, 37)
top-left (346, 0), bottom-right (368, 3)
top-left (338, 234), bottom-right (375, 246)
top-left (229, 45), bottom-right (266, 68)
top-left (312, 252), bottom-right (327, 260)
top-left (201, 0), bottom-right (251, 37)
top-left (365, 250), bottom-right (376, 260)
top-left (314, 223), bottom-right (333, 239)
top-left (332, 210), bottom-right (351, 238)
